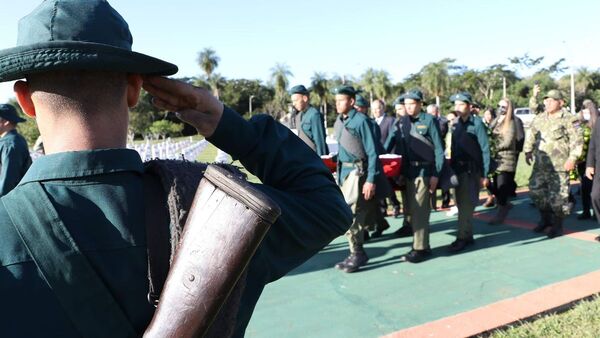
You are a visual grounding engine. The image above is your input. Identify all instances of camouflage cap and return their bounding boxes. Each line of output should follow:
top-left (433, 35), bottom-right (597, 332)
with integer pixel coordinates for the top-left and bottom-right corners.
top-left (403, 89), bottom-right (424, 102)
top-left (289, 84), bottom-right (309, 96)
top-left (354, 94), bottom-right (369, 107)
top-left (450, 92), bottom-right (473, 104)
top-left (333, 85), bottom-right (357, 97)
top-left (543, 89), bottom-right (564, 100)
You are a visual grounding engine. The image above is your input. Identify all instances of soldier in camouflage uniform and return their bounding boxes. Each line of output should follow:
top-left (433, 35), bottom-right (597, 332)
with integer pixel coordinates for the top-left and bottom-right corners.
top-left (524, 89), bottom-right (583, 238)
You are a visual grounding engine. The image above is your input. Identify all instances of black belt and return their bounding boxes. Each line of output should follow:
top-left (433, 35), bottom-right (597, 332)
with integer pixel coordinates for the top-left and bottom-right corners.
top-left (457, 160), bottom-right (474, 166)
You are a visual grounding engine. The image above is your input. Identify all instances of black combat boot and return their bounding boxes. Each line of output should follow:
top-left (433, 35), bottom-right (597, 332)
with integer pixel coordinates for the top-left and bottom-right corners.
top-left (335, 249), bottom-right (369, 273)
top-left (488, 202), bottom-right (512, 225)
top-left (393, 222), bottom-right (412, 238)
top-left (372, 218), bottom-right (390, 238)
top-left (533, 210), bottom-right (552, 233)
top-left (547, 215), bottom-right (564, 238)
top-left (399, 248), bottom-right (432, 263)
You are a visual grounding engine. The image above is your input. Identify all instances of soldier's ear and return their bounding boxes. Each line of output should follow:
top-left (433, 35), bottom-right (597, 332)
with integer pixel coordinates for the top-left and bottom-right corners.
top-left (13, 80), bottom-right (36, 118)
top-left (127, 74), bottom-right (143, 108)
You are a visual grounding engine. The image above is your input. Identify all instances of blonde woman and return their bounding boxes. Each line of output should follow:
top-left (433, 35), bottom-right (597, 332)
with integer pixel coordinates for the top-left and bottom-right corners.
top-left (488, 98), bottom-right (519, 224)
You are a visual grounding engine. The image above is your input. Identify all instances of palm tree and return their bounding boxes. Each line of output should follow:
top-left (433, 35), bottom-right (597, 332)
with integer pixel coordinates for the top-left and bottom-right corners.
top-left (421, 59), bottom-right (452, 106)
top-left (197, 48), bottom-right (220, 79)
top-left (311, 72), bottom-right (329, 114)
top-left (208, 73), bottom-right (226, 99)
top-left (373, 70), bottom-right (392, 104)
top-left (270, 63), bottom-right (293, 116)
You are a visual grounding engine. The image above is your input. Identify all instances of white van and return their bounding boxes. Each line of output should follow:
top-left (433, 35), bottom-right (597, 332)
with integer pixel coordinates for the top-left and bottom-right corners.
top-left (514, 107), bottom-right (535, 127)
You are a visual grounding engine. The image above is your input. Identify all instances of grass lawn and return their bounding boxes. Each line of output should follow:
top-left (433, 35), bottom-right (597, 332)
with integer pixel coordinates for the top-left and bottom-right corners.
top-left (487, 295), bottom-right (600, 337)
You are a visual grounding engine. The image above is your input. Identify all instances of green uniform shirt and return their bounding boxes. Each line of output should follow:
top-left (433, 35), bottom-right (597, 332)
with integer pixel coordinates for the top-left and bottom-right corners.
top-left (0, 129), bottom-right (31, 196)
top-left (335, 109), bottom-right (381, 183)
top-left (451, 114), bottom-right (491, 176)
top-left (299, 106), bottom-right (329, 156)
top-left (384, 112), bottom-right (444, 178)
top-left (523, 110), bottom-right (583, 171)
top-left (0, 107), bottom-right (351, 337)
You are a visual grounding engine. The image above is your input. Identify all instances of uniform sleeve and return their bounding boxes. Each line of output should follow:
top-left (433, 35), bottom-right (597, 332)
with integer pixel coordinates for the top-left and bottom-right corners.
top-left (529, 96), bottom-right (544, 114)
top-left (384, 124), bottom-right (398, 153)
top-left (523, 117), bottom-right (538, 154)
top-left (476, 120), bottom-right (491, 177)
top-left (567, 116), bottom-right (584, 163)
top-left (310, 112), bottom-right (329, 156)
top-left (358, 120), bottom-right (380, 183)
top-left (0, 144), bottom-right (25, 196)
top-left (207, 107), bottom-right (352, 282)
top-left (428, 118), bottom-right (445, 177)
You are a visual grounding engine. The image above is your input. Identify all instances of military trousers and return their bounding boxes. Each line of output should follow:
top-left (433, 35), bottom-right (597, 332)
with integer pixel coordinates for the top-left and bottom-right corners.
top-left (455, 172), bottom-right (480, 239)
top-left (528, 167), bottom-right (570, 217)
top-left (406, 176), bottom-right (431, 250)
top-left (341, 171), bottom-right (378, 253)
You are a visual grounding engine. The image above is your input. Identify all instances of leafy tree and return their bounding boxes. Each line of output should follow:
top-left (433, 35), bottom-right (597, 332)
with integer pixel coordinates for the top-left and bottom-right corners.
top-left (420, 59), bottom-right (453, 106)
top-left (219, 79), bottom-right (273, 115)
top-left (149, 120), bottom-right (183, 139)
top-left (10, 99), bottom-right (39, 146)
top-left (310, 72), bottom-right (329, 114)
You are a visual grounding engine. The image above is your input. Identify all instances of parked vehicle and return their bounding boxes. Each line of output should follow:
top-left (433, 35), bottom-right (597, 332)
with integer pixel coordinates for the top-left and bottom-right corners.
top-left (514, 107), bottom-right (535, 127)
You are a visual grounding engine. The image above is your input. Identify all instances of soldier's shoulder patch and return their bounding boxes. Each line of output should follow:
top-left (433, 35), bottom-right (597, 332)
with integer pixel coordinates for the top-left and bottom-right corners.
top-left (416, 124), bottom-right (427, 129)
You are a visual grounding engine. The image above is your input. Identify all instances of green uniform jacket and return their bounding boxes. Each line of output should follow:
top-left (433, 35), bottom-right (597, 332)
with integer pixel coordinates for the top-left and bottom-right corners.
top-left (299, 106), bottom-right (328, 156)
top-left (335, 109), bottom-right (381, 183)
top-left (0, 107), bottom-right (352, 337)
top-left (384, 112), bottom-right (444, 179)
top-left (0, 130), bottom-right (31, 196)
top-left (450, 114), bottom-right (491, 176)
top-left (523, 110), bottom-right (583, 171)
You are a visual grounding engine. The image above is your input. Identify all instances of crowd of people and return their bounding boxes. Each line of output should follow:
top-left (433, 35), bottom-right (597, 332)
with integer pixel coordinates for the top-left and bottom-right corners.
top-left (287, 82), bottom-right (599, 273)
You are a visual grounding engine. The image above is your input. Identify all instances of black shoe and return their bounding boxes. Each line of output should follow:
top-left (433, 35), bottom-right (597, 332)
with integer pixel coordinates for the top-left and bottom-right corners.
top-left (393, 224), bottom-right (412, 238)
top-left (399, 248), bottom-right (432, 263)
top-left (448, 237), bottom-right (475, 253)
top-left (393, 206), bottom-right (401, 218)
top-left (595, 235), bottom-right (600, 242)
top-left (533, 210), bottom-right (552, 233)
top-left (363, 230), bottom-right (371, 242)
top-left (547, 217), bottom-right (563, 239)
top-left (577, 213), bottom-right (592, 220)
top-left (336, 251), bottom-right (369, 273)
top-left (441, 203), bottom-right (450, 209)
top-left (371, 228), bottom-right (385, 238)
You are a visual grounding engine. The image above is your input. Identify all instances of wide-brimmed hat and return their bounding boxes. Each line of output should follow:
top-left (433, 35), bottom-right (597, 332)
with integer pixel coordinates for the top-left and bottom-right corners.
top-left (0, 104), bottom-right (26, 123)
top-left (354, 94), bottom-right (369, 108)
top-left (450, 92), bottom-right (473, 104)
top-left (289, 85), bottom-right (309, 96)
top-left (0, 0), bottom-right (178, 82)
top-left (333, 85), bottom-right (357, 97)
top-left (403, 89), bottom-right (424, 102)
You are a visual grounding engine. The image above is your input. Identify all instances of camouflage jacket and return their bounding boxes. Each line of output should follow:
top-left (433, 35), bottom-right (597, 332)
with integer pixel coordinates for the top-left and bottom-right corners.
top-left (523, 110), bottom-right (583, 172)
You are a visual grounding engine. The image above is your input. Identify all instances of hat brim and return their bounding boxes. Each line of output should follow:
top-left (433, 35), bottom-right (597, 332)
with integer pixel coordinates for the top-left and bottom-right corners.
top-left (0, 41), bottom-right (178, 82)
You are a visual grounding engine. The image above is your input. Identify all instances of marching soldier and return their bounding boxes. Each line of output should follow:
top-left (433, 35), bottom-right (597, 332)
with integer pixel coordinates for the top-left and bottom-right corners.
top-left (525, 89), bottom-right (583, 238)
top-left (385, 90), bottom-right (444, 262)
top-left (289, 85), bottom-right (329, 155)
top-left (448, 92), bottom-right (491, 252)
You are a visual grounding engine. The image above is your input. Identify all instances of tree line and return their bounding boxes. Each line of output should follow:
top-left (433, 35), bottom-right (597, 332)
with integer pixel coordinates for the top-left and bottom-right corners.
top-left (11, 50), bottom-right (600, 144)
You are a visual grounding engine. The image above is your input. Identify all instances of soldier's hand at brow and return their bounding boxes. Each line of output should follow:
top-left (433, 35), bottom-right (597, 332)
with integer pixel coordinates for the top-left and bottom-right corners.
top-left (143, 76), bottom-right (224, 138)
top-left (586, 167), bottom-right (595, 180)
top-left (363, 182), bottom-right (376, 200)
top-left (564, 160), bottom-right (575, 172)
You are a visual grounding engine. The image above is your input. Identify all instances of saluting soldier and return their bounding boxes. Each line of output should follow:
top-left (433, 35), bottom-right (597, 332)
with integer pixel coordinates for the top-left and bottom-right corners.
top-left (448, 92), bottom-right (491, 252)
top-left (333, 86), bottom-right (387, 273)
top-left (289, 85), bottom-right (329, 156)
top-left (524, 89), bottom-right (583, 238)
top-left (384, 90), bottom-right (444, 263)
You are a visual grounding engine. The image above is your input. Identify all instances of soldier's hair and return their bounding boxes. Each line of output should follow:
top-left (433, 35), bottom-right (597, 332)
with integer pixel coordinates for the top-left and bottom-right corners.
top-left (371, 99), bottom-right (385, 108)
top-left (26, 70), bottom-right (128, 118)
top-left (582, 99), bottom-right (599, 129)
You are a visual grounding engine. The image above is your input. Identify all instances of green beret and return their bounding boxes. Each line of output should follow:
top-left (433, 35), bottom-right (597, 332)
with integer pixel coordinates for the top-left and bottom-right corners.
top-left (393, 94), bottom-right (405, 106)
top-left (0, 104), bottom-right (26, 123)
top-left (403, 89), bottom-right (424, 102)
top-left (354, 94), bottom-right (369, 108)
top-left (0, 0), bottom-right (177, 82)
top-left (290, 85), bottom-right (309, 96)
top-left (543, 89), bottom-right (564, 100)
top-left (450, 92), bottom-right (473, 104)
top-left (333, 85), bottom-right (357, 97)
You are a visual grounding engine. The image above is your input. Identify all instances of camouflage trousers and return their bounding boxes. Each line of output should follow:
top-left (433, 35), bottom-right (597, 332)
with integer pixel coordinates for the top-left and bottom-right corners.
top-left (528, 168), bottom-right (570, 217)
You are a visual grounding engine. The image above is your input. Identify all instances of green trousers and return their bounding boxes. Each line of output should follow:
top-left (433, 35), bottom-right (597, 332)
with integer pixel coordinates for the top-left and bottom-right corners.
top-left (344, 177), bottom-right (378, 253)
top-left (455, 172), bottom-right (480, 239)
top-left (406, 176), bottom-right (431, 250)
